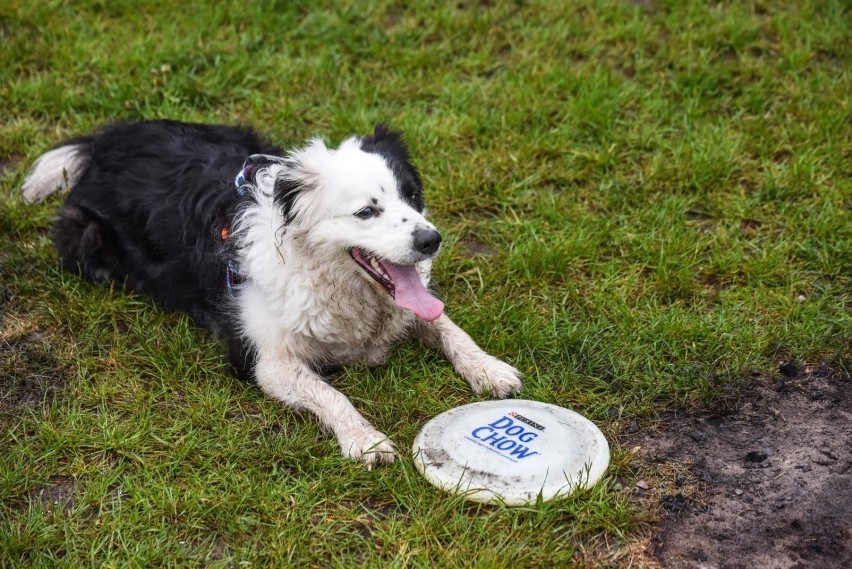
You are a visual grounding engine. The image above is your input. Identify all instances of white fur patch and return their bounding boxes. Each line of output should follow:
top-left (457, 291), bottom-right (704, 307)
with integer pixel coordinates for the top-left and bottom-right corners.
top-left (231, 137), bottom-right (434, 358)
top-left (22, 145), bottom-right (87, 203)
top-left (229, 136), bottom-right (447, 463)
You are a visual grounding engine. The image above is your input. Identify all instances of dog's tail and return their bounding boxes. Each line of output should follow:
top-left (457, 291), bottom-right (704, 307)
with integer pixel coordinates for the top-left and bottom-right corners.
top-left (22, 142), bottom-right (91, 203)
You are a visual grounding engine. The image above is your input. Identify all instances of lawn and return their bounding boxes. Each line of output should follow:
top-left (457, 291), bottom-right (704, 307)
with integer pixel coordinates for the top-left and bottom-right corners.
top-left (1, 0), bottom-right (849, 566)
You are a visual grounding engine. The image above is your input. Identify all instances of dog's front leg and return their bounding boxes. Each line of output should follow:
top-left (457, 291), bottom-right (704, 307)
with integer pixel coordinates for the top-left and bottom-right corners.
top-left (254, 352), bottom-right (396, 466)
top-left (414, 314), bottom-right (522, 397)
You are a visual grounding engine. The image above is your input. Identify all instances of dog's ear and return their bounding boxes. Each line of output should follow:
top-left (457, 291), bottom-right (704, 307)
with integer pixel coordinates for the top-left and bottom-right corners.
top-left (360, 123), bottom-right (411, 161)
top-left (371, 123), bottom-right (395, 142)
top-left (273, 138), bottom-right (331, 224)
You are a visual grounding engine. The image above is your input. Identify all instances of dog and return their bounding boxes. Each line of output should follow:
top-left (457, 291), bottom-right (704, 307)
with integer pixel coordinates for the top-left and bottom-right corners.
top-left (22, 120), bottom-right (522, 464)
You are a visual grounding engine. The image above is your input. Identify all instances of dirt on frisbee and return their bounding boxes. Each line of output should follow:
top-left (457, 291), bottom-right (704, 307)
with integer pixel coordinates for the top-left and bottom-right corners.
top-left (627, 362), bottom-right (851, 568)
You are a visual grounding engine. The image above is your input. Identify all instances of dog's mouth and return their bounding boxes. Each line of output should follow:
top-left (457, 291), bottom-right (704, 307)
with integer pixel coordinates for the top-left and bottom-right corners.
top-left (349, 248), bottom-right (444, 322)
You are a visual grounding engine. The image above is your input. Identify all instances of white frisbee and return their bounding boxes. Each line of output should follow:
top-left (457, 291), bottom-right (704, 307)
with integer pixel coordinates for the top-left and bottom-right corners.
top-left (412, 399), bottom-right (610, 505)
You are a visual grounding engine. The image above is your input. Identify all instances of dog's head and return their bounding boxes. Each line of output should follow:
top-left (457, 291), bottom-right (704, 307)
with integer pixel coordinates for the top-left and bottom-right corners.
top-left (267, 124), bottom-right (444, 321)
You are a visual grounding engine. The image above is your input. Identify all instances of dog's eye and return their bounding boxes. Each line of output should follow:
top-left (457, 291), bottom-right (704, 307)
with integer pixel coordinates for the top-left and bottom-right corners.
top-left (354, 207), bottom-right (379, 219)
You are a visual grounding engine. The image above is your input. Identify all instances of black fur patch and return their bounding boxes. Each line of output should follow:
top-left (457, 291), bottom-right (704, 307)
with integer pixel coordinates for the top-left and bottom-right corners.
top-left (359, 124), bottom-right (424, 212)
top-left (51, 120), bottom-right (280, 379)
top-left (273, 174), bottom-right (304, 225)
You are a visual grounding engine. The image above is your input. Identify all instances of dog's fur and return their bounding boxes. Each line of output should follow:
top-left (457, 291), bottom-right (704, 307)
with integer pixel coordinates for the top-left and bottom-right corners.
top-left (22, 120), bottom-right (522, 464)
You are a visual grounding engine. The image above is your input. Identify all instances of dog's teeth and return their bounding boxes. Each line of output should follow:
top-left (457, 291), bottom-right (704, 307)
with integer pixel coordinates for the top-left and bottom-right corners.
top-left (361, 254), bottom-right (390, 282)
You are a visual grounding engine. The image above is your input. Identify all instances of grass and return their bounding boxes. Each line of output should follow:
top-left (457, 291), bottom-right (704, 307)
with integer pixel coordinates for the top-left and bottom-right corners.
top-left (1, 0), bottom-right (849, 566)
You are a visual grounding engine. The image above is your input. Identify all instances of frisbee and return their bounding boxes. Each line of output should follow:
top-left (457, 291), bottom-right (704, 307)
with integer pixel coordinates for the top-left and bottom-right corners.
top-left (412, 399), bottom-right (609, 505)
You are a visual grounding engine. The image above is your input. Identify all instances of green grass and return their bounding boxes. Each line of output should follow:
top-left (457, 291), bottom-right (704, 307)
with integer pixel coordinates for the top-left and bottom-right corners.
top-left (1, 0), bottom-right (849, 566)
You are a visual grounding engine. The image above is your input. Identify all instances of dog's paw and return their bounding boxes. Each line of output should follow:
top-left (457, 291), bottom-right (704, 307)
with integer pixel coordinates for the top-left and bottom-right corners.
top-left (338, 424), bottom-right (397, 467)
top-left (466, 355), bottom-right (523, 398)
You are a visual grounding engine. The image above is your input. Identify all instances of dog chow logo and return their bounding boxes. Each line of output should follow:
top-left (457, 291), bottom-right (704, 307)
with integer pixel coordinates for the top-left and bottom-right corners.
top-left (466, 413), bottom-right (545, 462)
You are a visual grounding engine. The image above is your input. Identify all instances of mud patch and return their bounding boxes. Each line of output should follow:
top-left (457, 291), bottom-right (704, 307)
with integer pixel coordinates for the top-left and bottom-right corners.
top-left (26, 475), bottom-right (77, 514)
top-left (631, 363), bottom-right (851, 568)
top-left (0, 154), bottom-right (22, 178)
top-left (460, 238), bottom-right (497, 258)
top-left (0, 325), bottom-right (70, 415)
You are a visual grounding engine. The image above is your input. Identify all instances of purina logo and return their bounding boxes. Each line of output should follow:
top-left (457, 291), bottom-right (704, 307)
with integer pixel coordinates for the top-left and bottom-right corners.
top-left (508, 411), bottom-right (546, 432)
top-left (466, 414), bottom-right (544, 462)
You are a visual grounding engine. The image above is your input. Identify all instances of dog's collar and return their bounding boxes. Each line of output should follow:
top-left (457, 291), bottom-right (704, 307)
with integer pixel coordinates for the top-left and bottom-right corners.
top-left (225, 154), bottom-right (287, 296)
top-left (225, 259), bottom-right (241, 296)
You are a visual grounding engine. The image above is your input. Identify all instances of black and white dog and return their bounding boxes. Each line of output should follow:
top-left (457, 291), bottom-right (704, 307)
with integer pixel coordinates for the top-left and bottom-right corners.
top-left (23, 120), bottom-right (522, 464)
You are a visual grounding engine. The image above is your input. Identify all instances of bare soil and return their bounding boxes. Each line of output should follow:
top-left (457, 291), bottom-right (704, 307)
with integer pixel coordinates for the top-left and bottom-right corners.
top-left (0, 327), bottom-right (69, 416)
top-left (630, 363), bottom-right (852, 569)
top-left (26, 476), bottom-right (77, 514)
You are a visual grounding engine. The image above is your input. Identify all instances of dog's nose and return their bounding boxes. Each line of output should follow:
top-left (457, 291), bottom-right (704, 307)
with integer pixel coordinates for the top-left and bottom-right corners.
top-left (413, 227), bottom-right (442, 256)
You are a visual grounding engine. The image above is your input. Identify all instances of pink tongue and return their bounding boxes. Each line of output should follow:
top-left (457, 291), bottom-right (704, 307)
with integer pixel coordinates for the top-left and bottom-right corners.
top-left (381, 261), bottom-right (444, 321)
